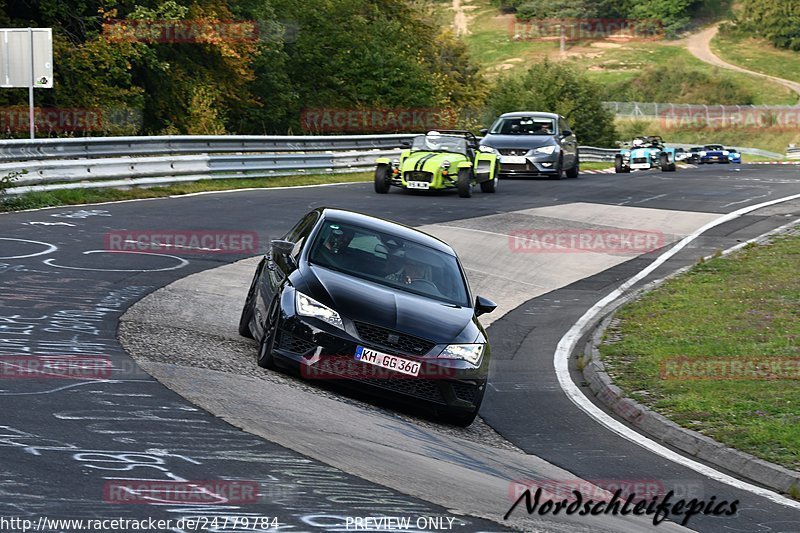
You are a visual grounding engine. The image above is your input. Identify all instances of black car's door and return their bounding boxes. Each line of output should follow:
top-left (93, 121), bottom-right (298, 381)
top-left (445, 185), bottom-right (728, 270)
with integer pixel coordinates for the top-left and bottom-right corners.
top-left (558, 116), bottom-right (578, 167)
top-left (255, 212), bottom-right (319, 336)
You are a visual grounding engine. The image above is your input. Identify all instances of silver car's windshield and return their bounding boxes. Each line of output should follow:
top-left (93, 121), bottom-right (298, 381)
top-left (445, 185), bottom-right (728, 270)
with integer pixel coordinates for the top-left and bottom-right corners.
top-left (490, 117), bottom-right (555, 135)
top-left (411, 135), bottom-right (468, 155)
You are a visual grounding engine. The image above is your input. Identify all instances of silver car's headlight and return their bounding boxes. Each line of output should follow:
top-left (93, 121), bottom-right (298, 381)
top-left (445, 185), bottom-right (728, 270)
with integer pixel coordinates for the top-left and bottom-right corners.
top-left (296, 292), bottom-right (344, 330)
top-left (534, 145), bottom-right (557, 155)
top-left (438, 343), bottom-right (485, 366)
top-left (478, 145), bottom-right (498, 154)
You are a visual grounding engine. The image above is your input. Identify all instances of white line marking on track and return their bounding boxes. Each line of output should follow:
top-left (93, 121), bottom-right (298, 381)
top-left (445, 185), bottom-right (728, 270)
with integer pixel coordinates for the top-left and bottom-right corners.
top-left (43, 250), bottom-right (189, 272)
top-left (0, 238), bottom-right (58, 259)
top-left (554, 191), bottom-right (800, 510)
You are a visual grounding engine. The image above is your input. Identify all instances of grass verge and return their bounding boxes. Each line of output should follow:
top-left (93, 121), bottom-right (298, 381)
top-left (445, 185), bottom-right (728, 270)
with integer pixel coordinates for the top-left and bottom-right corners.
top-left (599, 231), bottom-right (800, 471)
top-left (0, 172), bottom-right (372, 213)
top-left (712, 32), bottom-right (800, 86)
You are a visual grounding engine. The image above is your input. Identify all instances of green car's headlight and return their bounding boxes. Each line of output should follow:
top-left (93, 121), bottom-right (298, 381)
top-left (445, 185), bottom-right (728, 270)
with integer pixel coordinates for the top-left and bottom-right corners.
top-left (296, 292), bottom-right (344, 330)
top-left (438, 343), bottom-right (485, 366)
top-left (534, 145), bottom-right (556, 155)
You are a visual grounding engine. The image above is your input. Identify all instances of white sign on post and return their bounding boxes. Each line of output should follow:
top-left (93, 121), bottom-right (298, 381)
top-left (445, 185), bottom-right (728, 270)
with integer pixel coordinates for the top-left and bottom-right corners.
top-left (0, 28), bottom-right (54, 138)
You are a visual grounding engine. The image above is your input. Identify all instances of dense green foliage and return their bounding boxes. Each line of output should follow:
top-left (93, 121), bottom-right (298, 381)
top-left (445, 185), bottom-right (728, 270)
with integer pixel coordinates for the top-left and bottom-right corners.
top-left (484, 60), bottom-right (617, 146)
top-left (728, 0), bottom-right (800, 51)
top-left (0, 0), bottom-right (485, 135)
top-left (602, 63), bottom-right (755, 104)
top-left (497, 0), bottom-right (725, 37)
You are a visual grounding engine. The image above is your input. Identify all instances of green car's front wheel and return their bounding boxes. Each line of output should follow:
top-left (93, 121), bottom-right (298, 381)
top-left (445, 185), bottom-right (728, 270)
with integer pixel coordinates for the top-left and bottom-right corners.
top-left (457, 168), bottom-right (473, 198)
top-left (374, 164), bottom-right (391, 194)
top-left (479, 166), bottom-right (498, 193)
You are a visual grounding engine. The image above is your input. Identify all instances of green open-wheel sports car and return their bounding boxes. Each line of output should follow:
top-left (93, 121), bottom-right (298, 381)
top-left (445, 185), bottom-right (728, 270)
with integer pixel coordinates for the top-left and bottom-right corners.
top-left (374, 130), bottom-right (500, 198)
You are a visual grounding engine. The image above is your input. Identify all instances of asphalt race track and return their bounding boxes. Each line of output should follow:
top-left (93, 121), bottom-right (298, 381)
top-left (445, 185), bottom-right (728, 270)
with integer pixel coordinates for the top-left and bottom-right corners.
top-left (1, 164), bottom-right (799, 532)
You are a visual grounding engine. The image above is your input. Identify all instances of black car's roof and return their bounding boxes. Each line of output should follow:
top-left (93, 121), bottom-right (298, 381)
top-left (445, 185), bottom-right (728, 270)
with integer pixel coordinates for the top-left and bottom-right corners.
top-left (316, 208), bottom-right (456, 255)
top-left (497, 111), bottom-right (560, 120)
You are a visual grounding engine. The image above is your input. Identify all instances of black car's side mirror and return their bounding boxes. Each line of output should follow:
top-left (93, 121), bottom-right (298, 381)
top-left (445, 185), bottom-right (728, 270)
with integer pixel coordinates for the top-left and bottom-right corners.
top-left (271, 239), bottom-right (294, 256)
top-left (561, 130), bottom-right (573, 137)
top-left (479, 128), bottom-right (488, 136)
top-left (475, 295), bottom-right (497, 316)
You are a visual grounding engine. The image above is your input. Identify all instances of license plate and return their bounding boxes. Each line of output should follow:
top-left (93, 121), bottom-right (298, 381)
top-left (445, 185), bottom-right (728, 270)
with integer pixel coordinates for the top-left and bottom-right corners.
top-left (355, 346), bottom-right (420, 377)
top-left (406, 181), bottom-right (429, 190)
top-left (501, 155), bottom-right (527, 164)
top-left (630, 163), bottom-right (650, 169)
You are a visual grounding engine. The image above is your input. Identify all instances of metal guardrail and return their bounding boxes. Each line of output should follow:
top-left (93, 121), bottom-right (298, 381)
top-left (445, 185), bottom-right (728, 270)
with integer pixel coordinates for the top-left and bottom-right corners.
top-left (0, 134), bottom-right (786, 196)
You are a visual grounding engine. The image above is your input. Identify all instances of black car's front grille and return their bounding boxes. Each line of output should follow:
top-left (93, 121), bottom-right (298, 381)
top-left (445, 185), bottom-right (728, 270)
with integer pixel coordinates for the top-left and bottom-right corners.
top-left (498, 148), bottom-right (528, 156)
top-left (404, 171), bottom-right (433, 182)
top-left (277, 330), bottom-right (316, 355)
top-left (354, 322), bottom-right (436, 356)
top-left (452, 382), bottom-right (480, 403)
top-left (356, 377), bottom-right (445, 404)
top-left (632, 157), bottom-right (648, 164)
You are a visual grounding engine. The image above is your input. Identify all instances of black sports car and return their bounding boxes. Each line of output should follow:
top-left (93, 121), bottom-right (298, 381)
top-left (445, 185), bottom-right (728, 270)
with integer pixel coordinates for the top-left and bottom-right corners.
top-left (239, 208), bottom-right (497, 426)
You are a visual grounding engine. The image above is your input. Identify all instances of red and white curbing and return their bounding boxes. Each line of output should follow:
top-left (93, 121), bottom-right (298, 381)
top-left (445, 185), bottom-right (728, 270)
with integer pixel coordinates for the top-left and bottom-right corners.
top-left (750, 161), bottom-right (800, 165)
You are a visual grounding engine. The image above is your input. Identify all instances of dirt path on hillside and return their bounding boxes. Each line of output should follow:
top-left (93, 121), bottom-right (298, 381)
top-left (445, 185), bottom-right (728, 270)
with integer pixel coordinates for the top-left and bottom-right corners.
top-left (453, 0), bottom-right (469, 36)
top-left (685, 24), bottom-right (800, 100)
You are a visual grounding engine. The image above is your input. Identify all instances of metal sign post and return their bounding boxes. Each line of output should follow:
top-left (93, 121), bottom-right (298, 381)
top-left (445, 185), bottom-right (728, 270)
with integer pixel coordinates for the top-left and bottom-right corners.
top-left (0, 28), bottom-right (53, 138)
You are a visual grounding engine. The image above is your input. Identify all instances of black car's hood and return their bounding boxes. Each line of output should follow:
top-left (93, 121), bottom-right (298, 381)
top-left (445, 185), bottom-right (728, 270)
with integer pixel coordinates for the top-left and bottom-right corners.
top-left (481, 134), bottom-right (555, 150)
top-left (298, 264), bottom-right (480, 344)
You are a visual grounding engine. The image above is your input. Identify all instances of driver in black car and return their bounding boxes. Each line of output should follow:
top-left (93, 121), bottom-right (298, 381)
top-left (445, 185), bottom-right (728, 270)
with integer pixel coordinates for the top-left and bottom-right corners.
top-left (385, 249), bottom-right (431, 285)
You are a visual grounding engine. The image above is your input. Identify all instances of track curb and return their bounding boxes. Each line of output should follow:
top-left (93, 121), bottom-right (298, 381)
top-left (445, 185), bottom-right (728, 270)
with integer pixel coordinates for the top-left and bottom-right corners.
top-left (580, 224), bottom-right (800, 497)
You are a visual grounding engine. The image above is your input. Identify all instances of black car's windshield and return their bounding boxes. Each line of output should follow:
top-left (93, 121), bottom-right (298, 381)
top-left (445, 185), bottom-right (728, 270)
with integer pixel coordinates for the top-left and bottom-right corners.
top-left (309, 221), bottom-right (470, 307)
top-left (411, 135), bottom-right (468, 155)
top-left (490, 117), bottom-right (555, 135)
top-left (704, 145), bottom-right (724, 151)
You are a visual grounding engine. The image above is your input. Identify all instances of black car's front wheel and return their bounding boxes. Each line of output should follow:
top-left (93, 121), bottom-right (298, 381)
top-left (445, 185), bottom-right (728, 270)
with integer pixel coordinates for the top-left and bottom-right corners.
top-left (457, 168), bottom-right (473, 198)
top-left (374, 164), bottom-right (391, 194)
top-left (257, 299), bottom-right (280, 369)
top-left (550, 154), bottom-right (565, 180)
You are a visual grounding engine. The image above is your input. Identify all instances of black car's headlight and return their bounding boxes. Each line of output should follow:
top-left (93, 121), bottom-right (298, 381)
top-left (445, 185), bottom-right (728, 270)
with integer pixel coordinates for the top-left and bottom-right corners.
top-left (296, 292), bottom-right (344, 330)
top-left (438, 343), bottom-right (485, 366)
top-left (534, 145), bottom-right (556, 155)
top-left (478, 145), bottom-right (498, 154)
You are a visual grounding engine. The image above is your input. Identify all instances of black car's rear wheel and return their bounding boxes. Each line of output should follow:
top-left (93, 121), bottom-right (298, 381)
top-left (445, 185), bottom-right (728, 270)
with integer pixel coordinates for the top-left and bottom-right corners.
top-left (238, 272), bottom-right (259, 338)
top-left (257, 299), bottom-right (280, 369)
top-left (457, 168), bottom-right (473, 198)
top-left (374, 164), bottom-right (391, 194)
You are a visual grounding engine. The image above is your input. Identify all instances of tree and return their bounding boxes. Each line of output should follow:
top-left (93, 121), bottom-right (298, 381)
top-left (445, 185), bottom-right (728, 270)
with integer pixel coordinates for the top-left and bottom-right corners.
top-left (484, 60), bottom-right (617, 146)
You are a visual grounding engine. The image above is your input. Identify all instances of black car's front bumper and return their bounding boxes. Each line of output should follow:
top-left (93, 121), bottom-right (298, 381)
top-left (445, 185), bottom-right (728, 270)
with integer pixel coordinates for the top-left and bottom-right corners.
top-left (270, 312), bottom-right (487, 417)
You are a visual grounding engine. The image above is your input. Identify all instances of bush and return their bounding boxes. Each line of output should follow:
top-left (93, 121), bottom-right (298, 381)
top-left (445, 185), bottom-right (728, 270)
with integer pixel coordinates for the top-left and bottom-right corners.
top-left (484, 59), bottom-right (617, 146)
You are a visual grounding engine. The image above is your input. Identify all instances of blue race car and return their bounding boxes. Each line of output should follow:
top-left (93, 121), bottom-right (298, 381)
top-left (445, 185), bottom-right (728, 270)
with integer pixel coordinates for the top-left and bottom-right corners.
top-left (697, 144), bottom-right (739, 164)
top-left (615, 136), bottom-right (677, 173)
